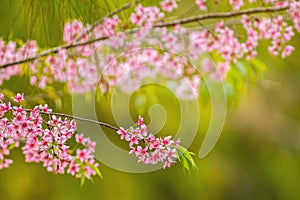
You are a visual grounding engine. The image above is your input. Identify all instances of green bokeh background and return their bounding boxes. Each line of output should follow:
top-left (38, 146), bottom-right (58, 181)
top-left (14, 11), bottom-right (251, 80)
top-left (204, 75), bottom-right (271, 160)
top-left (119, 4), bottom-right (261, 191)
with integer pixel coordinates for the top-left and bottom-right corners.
top-left (1, 0), bottom-right (300, 200)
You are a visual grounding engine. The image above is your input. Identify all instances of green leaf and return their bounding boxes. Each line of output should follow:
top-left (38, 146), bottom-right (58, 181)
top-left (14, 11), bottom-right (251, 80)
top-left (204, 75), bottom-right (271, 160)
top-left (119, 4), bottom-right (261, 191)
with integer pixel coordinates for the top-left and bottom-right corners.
top-left (181, 156), bottom-right (190, 172)
top-left (80, 175), bottom-right (86, 186)
top-left (182, 149), bottom-right (197, 169)
top-left (8, 142), bottom-right (17, 151)
top-left (176, 145), bottom-right (198, 173)
top-left (91, 165), bottom-right (103, 180)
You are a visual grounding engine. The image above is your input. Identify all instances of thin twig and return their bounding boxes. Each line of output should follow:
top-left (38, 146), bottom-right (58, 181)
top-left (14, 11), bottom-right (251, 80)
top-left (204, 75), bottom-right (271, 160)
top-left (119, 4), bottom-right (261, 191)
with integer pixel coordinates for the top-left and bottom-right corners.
top-left (0, 5), bottom-right (289, 69)
top-left (24, 109), bottom-right (119, 131)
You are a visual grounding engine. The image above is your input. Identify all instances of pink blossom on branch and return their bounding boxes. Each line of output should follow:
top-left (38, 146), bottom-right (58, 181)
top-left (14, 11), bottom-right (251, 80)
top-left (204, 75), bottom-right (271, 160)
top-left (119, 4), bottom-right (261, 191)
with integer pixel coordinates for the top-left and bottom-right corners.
top-left (0, 92), bottom-right (100, 181)
top-left (1, 0), bottom-right (298, 181)
top-left (289, 1), bottom-right (300, 32)
top-left (0, 92), bottom-right (194, 181)
top-left (130, 4), bottom-right (164, 27)
top-left (0, 1), bottom-right (298, 94)
top-left (117, 116), bottom-right (181, 169)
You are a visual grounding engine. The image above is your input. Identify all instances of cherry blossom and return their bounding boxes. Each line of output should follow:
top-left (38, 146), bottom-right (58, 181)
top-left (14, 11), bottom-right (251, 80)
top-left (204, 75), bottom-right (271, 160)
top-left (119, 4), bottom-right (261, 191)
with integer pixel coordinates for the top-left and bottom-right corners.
top-left (160, 0), bottom-right (178, 12)
top-left (13, 93), bottom-right (24, 102)
top-left (0, 0), bottom-right (299, 180)
top-left (0, 1), bottom-right (298, 98)
top-left (229, 0), bottom-right (244, 10)
top-left (117, 116), bottom-right (180, 169)
top-left (282, 45), bottom-right (294, 58)
top-left (289, 1), bottom-right (300, 32)
top-left (130, 4), bottom-right (164, 27)
top-left (0, 92), bottom-right (100, 181)
top-left (196, 0), bottom-right (207, 11)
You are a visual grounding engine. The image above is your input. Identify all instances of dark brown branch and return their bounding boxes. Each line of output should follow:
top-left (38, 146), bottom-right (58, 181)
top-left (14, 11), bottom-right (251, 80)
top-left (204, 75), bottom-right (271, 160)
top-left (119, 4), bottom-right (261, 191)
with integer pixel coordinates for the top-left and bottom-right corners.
top-left (153, 5), bottom-right (289, 27)
top-left (0, 5), bottom-right (290, 69)
top-left (0, 36), bottom-right (110, 69)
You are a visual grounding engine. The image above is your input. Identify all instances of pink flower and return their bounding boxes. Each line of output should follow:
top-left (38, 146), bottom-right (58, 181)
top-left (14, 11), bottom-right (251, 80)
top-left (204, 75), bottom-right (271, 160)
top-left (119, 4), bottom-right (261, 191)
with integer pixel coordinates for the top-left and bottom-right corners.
top-left (130, 5), bottom-right (164, 27)
top-left (76, 149), bottom-right (90, 162)
top-left (229, 0), bottom-right (244, 10)
top-left (13, 93), bottom-right (24, 102)
top-left (0, 159), bottom-right (13, 169)
top-left (137, 115), bottom-right (144, 126)
top-left (117, 117), bottom-right (181, 169)
top-left (161, 136), bottom-right (173, 146)
top-left (163, 159), bottom-right (174, 169)
top-left (282, 45), bottom-right (294, 58)
top-left (83, 166), bottom-right (96, 179)
top-left (196, 0), bottom-right (207, 11)
top-left (136, 146), bottom-right (148, 156)
top-left (75, 133), bottom-right (85, 144)
top-left (140, 124), bottom-right (147, 137)
top-left (128, 136), bottom-right (139, 147)
top-left (39, 104), bottom-right (52, 113)
top-left (67, 162), bottom-right (80, 176)
top-left (0, 92), bottom-right (100, 180)
top-left (30, 76), bottom-right (37, 85)
top-left (86, 140), bottom-right (96, 152)
top-left (117, 127), bottom-right (128, 140)
top-left (160, 0), bottom-right (178, 12)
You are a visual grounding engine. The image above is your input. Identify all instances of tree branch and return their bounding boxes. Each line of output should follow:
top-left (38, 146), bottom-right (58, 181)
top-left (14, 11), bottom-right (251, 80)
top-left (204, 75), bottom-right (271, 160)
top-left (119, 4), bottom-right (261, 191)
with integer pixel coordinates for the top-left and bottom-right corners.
top-left (0, 36), bottom-right (110, 69)
top-left (0, 0), bottom-right (142, 69)
top-left (24, 109), bottom-right (119, 131)
top-left (0, 5), bottom-right (289, 69)
top-left (153, 5), bottom-right (290, 27)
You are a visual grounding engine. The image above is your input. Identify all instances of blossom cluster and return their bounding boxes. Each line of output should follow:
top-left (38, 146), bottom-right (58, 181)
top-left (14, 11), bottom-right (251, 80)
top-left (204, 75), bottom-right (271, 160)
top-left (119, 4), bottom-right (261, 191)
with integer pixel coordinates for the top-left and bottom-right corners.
top-left (28, 15), bottom-right (121, 92)
top-left (130, 4), bottom-right (164, 27)
top-left (0, 40), bottom-right (37, 85)
top-left (290, 1), bottom-right (300, 32)
top-left (0, 93), bottom-right (186, 178)
top-left (0, 1), bottom-right (299, 98)
top-left (0, 92), bottom-right (100, 180)
top-left (117, 116), bottom-right (180, 169)
top-left (0, 0), bottom-right (298, 180)
top-left (188, 12), bottom-right (295, 81)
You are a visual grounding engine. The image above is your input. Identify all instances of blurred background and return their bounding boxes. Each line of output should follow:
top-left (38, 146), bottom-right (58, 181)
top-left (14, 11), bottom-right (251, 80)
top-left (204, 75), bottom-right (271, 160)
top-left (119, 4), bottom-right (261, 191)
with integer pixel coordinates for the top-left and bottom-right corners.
top-left (1, 0), bottom-right (300, 199)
